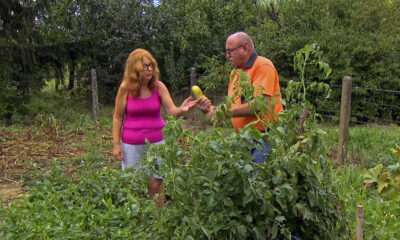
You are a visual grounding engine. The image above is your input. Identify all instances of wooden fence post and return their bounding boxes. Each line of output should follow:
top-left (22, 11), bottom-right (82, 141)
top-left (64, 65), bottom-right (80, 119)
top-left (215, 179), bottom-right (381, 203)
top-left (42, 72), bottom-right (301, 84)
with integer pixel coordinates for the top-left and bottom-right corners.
top-left (337, 76), bottom-right (352, 164)
top-left (357, 205), bottom-right (364, 240)
top-left (190, 67), bottom-right (197, 87)
top-left (91, 68), bottom-right (99, 122)
top-left (188, 67), bottom-right (197, 122)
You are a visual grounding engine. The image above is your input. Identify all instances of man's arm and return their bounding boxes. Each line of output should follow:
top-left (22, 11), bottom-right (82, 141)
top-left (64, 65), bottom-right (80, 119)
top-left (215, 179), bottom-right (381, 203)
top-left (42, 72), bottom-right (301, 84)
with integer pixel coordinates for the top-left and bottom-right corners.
top-left (230, 95), bottom-right (270, 117)
top-left (197, 95), bottom-right (270, 120)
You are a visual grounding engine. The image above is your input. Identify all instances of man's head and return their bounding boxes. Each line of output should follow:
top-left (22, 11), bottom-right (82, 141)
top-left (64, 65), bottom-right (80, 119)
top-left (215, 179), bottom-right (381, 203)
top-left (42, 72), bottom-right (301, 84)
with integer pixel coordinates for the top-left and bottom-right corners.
top-left (225, 32), bottom-right (254, 68)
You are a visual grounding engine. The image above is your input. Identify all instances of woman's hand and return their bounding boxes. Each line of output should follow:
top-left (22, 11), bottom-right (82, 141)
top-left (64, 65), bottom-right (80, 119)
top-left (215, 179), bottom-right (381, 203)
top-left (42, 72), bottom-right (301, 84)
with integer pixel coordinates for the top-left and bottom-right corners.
top-left (113, 144), bottom-right (124, 161)
top-left (180, 96), bottom-right (198, 112)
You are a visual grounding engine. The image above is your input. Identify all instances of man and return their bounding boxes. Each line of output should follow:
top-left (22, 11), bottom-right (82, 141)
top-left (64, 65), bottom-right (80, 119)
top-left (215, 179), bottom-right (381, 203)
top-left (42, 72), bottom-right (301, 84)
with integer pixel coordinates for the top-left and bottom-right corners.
top-left (197, 31), bottom-right (283, 163)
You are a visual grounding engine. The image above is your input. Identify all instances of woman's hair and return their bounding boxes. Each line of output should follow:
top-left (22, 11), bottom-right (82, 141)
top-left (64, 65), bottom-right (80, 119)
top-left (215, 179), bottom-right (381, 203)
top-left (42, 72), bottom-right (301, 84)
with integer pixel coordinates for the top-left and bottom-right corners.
top-left (122, 48), bottom-right (160, 97)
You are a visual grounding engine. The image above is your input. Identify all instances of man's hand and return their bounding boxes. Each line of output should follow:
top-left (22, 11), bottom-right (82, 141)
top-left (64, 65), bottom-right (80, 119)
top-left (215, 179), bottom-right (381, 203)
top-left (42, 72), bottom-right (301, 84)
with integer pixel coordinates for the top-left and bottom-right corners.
top-left (196, 98), bottom-right (216, 120)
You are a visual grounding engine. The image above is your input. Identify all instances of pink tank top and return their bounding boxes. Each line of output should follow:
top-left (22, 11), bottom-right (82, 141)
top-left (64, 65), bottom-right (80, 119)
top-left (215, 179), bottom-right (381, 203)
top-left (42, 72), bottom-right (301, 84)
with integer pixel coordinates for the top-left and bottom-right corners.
top-left (121, 87), bottom-right (165, 145)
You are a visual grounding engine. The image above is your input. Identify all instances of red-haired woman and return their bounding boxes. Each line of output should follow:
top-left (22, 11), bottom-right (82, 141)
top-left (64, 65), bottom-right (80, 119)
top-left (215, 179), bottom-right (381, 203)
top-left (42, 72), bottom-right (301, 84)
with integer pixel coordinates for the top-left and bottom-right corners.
top-left (112, 48), bottom-right (196, 207)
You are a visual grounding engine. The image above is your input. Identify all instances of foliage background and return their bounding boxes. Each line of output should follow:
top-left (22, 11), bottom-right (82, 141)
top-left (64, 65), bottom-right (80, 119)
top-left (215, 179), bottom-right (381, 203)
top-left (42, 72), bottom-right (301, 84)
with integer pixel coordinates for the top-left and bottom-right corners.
top-left (2, 1), bottom-right (400, 238)
top-left (1, 0), bottom-right (400, 124)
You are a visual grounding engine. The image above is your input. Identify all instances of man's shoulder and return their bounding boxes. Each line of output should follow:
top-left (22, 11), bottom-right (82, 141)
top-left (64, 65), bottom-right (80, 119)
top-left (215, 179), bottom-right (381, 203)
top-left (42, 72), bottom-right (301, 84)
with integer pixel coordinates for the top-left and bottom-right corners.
top-left (254, 55), bottom-right (274, 67)
top-left (246, 56), bottom-right (275, 74)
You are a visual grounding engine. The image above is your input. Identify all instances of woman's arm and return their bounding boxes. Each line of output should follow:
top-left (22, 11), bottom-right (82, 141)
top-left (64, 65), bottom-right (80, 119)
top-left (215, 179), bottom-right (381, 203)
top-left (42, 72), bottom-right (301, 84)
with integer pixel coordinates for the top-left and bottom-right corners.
top-left (112, 84), bottom-right (128, 161)
top-left (158, 81), bottom-right (196, 118)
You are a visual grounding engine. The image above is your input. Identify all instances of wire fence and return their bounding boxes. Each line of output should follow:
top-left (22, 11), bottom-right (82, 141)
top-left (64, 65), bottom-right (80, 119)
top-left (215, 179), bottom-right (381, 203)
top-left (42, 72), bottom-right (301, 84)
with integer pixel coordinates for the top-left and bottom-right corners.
top-left (188, 72), bottom-right (400, 127)
top-left (83, 69), bottom-right (399, 127)
top-left (301, 82), bottom-right (400, 126)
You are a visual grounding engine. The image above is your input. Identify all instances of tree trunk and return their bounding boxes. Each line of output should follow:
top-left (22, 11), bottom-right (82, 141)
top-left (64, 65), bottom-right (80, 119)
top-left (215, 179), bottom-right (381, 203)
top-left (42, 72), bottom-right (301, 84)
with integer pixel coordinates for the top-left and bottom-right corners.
top-left (54, 60), bottom-right (64, 91)
top-left (55, 78), bottom-right (59, 91)
top-left (68, 59), bottom-right (75, 91)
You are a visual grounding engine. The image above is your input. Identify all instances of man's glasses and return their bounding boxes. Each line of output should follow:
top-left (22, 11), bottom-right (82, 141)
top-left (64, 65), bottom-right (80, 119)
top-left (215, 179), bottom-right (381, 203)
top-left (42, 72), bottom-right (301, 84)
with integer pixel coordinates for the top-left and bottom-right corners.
top-left (226, 44), bottom-right (243, 55)
top-left (143, 63), bottom-right (153, 70)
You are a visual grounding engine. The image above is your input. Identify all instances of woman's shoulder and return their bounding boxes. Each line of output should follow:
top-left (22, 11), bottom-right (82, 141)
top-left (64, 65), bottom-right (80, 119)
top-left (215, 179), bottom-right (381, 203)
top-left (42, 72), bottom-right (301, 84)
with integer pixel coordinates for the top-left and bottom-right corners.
top-left (116, 82), bottom-right (130, 99)
top-left (156, 80), bottom-right (168, 91)
top-left (156, 79), bottom-right (165, 87)
top-left (118, 81), bottom-right (130, 92)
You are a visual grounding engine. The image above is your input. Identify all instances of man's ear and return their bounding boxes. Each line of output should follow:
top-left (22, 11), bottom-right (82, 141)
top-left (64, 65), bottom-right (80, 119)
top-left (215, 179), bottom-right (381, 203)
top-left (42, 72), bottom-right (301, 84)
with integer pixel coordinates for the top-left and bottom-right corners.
top-left (243, 43), bottom-right (251, 54)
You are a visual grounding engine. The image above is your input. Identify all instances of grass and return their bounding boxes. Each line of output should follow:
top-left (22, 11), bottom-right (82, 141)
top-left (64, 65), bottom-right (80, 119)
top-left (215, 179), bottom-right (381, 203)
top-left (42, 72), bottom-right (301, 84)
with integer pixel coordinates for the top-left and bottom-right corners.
top-left (334, 165), bottom-right (400, 239)
top-left (323, 125), bottom-right (400, 167)
top-left (41, 77), bottom-right (71, 93)
top-left (322, 125), bottom-right (400, 239)
top-left (1, 90), bottom-right (399, 239)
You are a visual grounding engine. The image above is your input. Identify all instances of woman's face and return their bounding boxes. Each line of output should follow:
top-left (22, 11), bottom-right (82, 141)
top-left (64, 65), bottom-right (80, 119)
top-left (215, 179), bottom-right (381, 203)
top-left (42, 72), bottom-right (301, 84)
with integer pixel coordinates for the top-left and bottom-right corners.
top-left (142, 56), bottom-right (154, 82)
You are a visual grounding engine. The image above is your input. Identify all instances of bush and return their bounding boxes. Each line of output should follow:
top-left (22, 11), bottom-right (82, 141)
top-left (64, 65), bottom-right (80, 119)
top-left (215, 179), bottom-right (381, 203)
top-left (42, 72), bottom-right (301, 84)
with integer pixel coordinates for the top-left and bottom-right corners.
top-left (0, 81), bottom-right (25, 124)
top-left (142, 107), bottom-right (346, 239)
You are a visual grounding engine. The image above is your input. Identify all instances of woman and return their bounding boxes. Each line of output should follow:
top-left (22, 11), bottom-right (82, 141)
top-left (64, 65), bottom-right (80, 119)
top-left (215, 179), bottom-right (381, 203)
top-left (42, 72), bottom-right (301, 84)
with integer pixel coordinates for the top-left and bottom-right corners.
top-left (112, 48), bottom-right (196, 207)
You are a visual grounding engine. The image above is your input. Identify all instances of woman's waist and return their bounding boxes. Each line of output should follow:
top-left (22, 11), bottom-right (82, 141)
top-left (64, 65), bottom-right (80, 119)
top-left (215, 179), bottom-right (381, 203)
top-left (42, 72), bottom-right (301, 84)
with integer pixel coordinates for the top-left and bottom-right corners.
top-left (123, 118), bottom-right (165, 129)
top-left (122, 128), bottom-right (164, 144)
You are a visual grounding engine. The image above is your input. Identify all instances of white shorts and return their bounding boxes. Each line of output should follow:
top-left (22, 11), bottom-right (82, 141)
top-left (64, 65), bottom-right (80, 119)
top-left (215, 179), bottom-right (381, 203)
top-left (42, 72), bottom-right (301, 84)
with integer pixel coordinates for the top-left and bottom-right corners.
top-left (121, 140), bottom-right (165, 179)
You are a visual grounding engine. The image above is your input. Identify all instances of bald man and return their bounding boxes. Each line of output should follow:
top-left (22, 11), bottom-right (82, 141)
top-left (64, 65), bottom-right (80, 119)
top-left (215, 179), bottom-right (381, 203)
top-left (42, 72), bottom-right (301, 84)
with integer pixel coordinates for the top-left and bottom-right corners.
top-left (197, 31), bottom-right (283, 164)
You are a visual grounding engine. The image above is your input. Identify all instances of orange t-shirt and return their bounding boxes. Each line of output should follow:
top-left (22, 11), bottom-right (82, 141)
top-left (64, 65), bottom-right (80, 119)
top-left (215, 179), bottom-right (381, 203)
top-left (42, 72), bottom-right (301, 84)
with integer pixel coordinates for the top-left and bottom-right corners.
top-left (228, 55), bottom-right (283, 132)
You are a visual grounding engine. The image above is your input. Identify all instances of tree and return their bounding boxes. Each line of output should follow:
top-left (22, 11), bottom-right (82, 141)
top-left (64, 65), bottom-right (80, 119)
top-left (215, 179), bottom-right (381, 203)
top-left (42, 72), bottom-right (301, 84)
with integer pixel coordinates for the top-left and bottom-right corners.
top-left (0, 0), bottom-right (49, 122)
top-left (152, 0), bottom-right (261, 91)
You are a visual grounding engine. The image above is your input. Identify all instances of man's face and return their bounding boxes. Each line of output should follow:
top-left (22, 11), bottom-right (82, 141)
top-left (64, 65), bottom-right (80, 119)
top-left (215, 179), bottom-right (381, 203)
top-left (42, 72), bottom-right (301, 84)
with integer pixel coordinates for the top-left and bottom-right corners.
top-left (225, 37), bottom-right (246, 68)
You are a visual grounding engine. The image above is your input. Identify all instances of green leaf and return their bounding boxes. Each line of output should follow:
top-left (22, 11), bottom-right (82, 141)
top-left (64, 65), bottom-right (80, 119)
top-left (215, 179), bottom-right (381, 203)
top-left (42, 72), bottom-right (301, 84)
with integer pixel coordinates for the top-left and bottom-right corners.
top-left (388, 163), bottom-right (400, 180)
top-left (364, 164), bottom-right (383, 184)
top-left (275, 215), bottom-right (286, 223)
top-left (378, 169), bottom-right (392, 195)
top-left (236, 224), bottom-right (247, 237)
top-left (244, 164), bottom-right (253, 172)
top-left (200, 226), bottom-right (211, 239)
top-left (270, 223), bottom-right (278, 238)
top-left (207, 197), bottom-right (216, 208)
top-left (243, 191), bottom-right (254, 206)
top-left (389, 189), bottom-right (400, 201)
top-left (245, 214), bottom-right (253, 223)
top-left (389, 145), bottom-right (400, 160)
top-left (19, 232), bottom-right (35, 240)
top-left (277, 126), bottom-right (285, 135)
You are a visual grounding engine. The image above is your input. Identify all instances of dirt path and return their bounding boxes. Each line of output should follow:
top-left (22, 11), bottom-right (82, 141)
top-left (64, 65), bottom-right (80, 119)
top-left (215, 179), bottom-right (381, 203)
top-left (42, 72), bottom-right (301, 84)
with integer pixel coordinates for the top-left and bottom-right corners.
top-left (1, 183), bottom-right (25, 206)
top-left (0, 127), bottom-right (98, 205)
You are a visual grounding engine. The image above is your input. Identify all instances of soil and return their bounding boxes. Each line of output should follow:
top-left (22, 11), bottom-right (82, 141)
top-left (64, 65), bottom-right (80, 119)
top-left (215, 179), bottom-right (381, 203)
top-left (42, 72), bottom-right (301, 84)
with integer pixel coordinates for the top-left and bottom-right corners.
top-left (0, 127), bottom-right (109, 206)
top-left (0, 183), bottom-right (25, 207)
top-left (328, 147), bottom-right (364, 167)
top-left (0, 121), bottom-right (204, 206)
